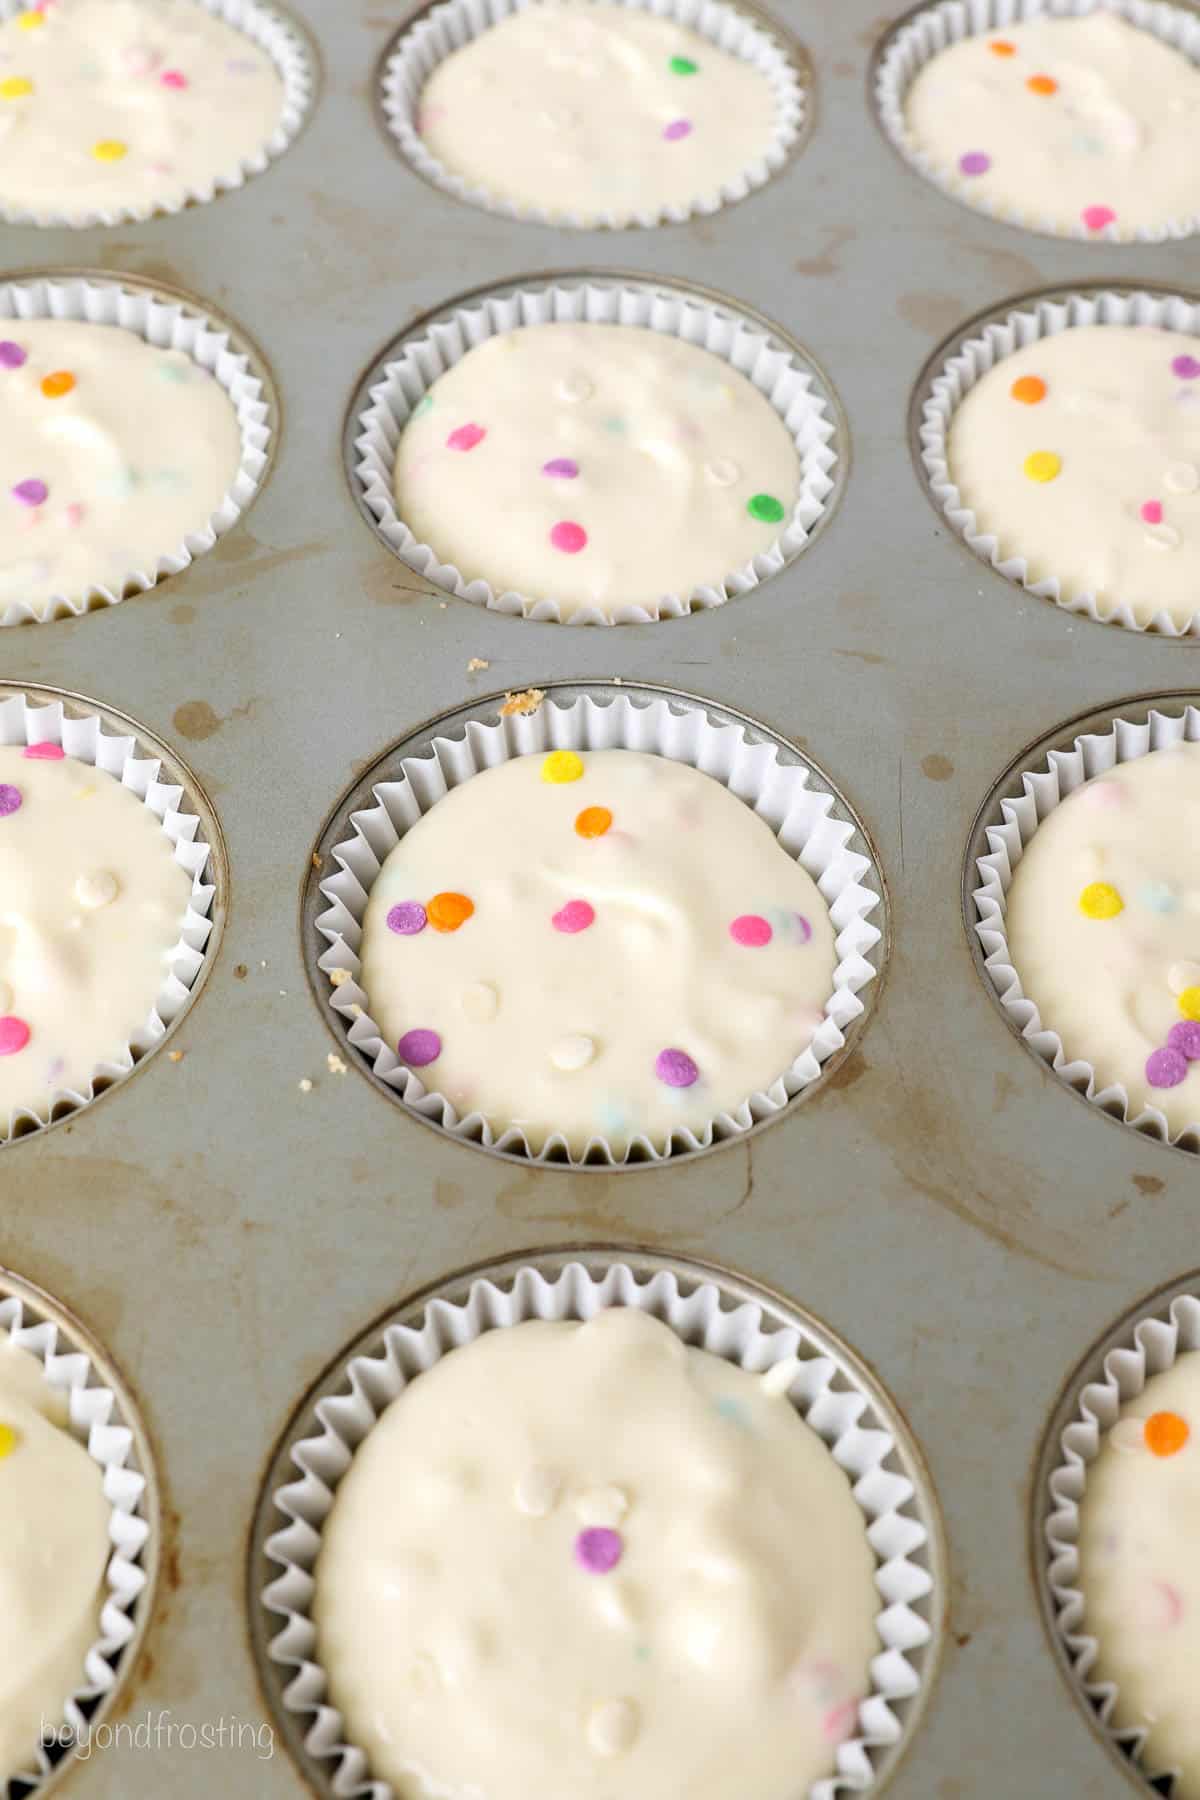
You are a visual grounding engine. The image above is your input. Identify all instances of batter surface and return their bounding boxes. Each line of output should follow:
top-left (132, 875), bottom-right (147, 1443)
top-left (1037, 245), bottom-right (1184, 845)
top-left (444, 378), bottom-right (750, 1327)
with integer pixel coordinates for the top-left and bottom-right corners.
top-left (393, 323), bottom-right (801, 619)
top-left (417, 1), bottom-right (779, 225)
top-left (0, 743), bottom-right (193, 1123)
top-left (314, 1309), bottom-right (880, 1800)
top-left (0, 0), bottom-right (284, 222)
top-left (947, 325), bottom-right (1200, 629)
top-left (358, 748), bottom-right (837, 1153)
top-left (0, 318), bottom-right (242, 620)
top-left (1078, 1350), bottom-right (1200, 1795)
top-left (904, 13), bottom-right (1200, 239)
top-left (1005, 741), bottom-right (1200, 1134)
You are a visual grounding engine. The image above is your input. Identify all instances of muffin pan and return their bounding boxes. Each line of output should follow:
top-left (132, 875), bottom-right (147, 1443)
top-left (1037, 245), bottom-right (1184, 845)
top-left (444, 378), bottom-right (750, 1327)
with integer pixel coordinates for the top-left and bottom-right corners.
top-left (7, 0), bottom-right (1200, 1795)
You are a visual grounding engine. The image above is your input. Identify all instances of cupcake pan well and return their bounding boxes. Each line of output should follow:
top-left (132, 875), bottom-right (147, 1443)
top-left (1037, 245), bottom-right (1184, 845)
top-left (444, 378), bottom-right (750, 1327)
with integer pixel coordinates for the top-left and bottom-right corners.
top-left (12, 0), bottom-right (1200, 1796)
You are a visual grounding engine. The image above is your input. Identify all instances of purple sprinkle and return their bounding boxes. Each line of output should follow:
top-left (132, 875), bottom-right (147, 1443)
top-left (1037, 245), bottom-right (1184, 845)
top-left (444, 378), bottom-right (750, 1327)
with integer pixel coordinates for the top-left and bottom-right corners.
top-left (575, 1528), bottom-right (623, 1573)
top-left (0, 341), bottom-right (26, 369)
top-left (1146, 1046), bottom-right (1188, 1089)
top-left (542, 457), bottom-right (579, 479)
top-left (959, 151), bottom-right (991, 176)
top-left (663, 118), bottom-right (693, 141)
top-left (397, 1028), bottom-right (441, 1067)
top-left (0, 784), bottom-right (20, 818)
top-left (1168, 1021), bottom-right (1200, 1062)
top-left (12, 478), bottom-right (46, 507)
top-left (1172, 354), bottom-right (1200, 380)
top-left (386, 900), bottom-right (427, 936)
top-left (795, 913), bottom-right (812, 944)
top-left (655, 1047), bottom-right (699, 1088)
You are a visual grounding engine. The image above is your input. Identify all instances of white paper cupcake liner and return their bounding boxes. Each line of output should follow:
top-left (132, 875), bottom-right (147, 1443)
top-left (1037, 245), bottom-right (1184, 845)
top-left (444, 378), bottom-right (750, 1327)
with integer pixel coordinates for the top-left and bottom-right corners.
top-left (0, 1284), bottom-right (151, 1791)
top-left (262, 1257), bottom-right (937, 1799)
top-left (313, 689), bottom-right (883, 1164)
top-left (0, 0), bottom-right (315, 229)
top-left (874, 0), bottom-right (1200, 243)
top-left (1045, 1285), bottom-right (1200, 1795)
top-left (379, 0), bottom-right (806, 230)
top-left (353, 276), bottom-right (839, 626)
top-left (919, 287), bottom-right (1200, 638)
top-left (971, 700), bottom-right (1200, 1152)
top-left (0, 689), bottom-right (219, 1144)
top-left (0, 274), bottom-right (273, 627)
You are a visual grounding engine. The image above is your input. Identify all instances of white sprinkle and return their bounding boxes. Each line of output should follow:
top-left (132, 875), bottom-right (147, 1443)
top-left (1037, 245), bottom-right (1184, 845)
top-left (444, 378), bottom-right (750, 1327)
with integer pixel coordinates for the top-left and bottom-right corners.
top-left (298, 1078), bottom-right (313, 1093)
top-left (551, 1033), bottom-right (595, 1072)
top-left (558, 373), bottom-right (593, 404)
top-left (326, 1052), bottom-right (347, 1075)
top-left (514, 1466), bottom-right (561, 1517)
top-left (1169, 961), bottom-right (1200, 997)
top-left (460, 981), bottom-right (499, 1023)
top-left (587, 1699), bottom-right (639, 1758)
top-left (1145, 522), bottom-right (1182, 551)
top-left (1110, 1417), bottom-right (1148, 1454)
top-left (575, 1485), bottom-right (628, 1527)
top-left (1164, 461), bottom-right (1199, 496)
top-left (74, 870), bottom-right (118, 910)
top-left (760, 1356), bottom-right (802, 1398)
top-left (704, 457), bottom-right (741, 487)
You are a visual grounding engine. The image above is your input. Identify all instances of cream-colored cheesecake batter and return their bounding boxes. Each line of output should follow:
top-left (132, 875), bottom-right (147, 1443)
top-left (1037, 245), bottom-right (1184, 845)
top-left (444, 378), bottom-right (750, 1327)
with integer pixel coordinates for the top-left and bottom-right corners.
top-left (904, 13), bottom-right (1200, 239)
top-left (0, 0), bottom-right (284, 222)
top-left (947, 325), bottom-right (1200, 629)
top-left (0, 1335), bottom-right (110, 1783)
top-left (1005, 741), bottom-right (1200, 1134)
top-left (1079, 1350), bottom-right (1200, 1794)
top-left (417, 2), bottom-right (778, 226)
top-left (393, 323), bottom-right (801, 619)
top-left (314, 1309), bottom-right (880, 1800)
top-left (0, 743), bottom-right (193, 1123)
top-left (0, 318), bottom-right (242, 620)
top-left (357, 748), bottom-right (837, 1154)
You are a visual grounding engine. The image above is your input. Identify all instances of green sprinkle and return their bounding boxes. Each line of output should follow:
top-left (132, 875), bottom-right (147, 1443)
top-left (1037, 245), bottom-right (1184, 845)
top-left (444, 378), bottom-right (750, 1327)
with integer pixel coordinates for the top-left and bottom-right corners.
top-left (747, 492), bottom-right (785, 524)
top-left (158, 360), bottom-right (188, 384)
top-left (413, 394), bottom-right (433, 419)
top-left (603, 416), bottom-right (626, 435)
top-left (669, 54), bottom-right (698, 73)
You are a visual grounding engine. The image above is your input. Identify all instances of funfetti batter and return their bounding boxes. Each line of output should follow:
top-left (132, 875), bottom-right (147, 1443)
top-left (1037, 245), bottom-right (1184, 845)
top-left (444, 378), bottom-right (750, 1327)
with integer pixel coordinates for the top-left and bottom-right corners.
top-left (0, 743), bottom-right (192, 1124)
top-left (904, 12), bottom-right (1200, 239)
top-left (1079, 1351), bottom-right (1200, 1796)
top-left (313, 1309), bottom-right (881, 1800)
top-left (393, 323), bottom-right (801, 619)
top-left (1004, 740), bottom-right (1200, 1134)
top-left (0, 1335), bottom-right (110, 1784)
top-left (0, 318), bottom-right (242, 620)
top-left (357, 749), bottom-right (837, 1155)
top-left (417, 1), bottom-right (779, 225)
top-left (947, 325), bottom-right (1200, 629)
top-left (0, 0), bottom-right (284, 223)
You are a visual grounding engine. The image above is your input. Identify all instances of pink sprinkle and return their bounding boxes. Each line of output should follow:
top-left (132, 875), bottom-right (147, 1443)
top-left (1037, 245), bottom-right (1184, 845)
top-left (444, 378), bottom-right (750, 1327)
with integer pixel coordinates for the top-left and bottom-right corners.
top-left (821, 1700), bottom-right (859, 1744)
top-left (65, 503), bottom-right (85, 527)
top-left (1147, 1045), bottom-right (1188, 1089)
top-left (160, 69), bottom-right (188, 88)
top-left (655, 1047), bottom-right (699, 1088)
top-left (397, 1028), bottom-right (441, 1067)
top-left (575, 1528), bottom-right (623, 1573)
top-left (1141, 500), bottom-right (1163, 525)
top-left (663, 118), bottom-right (692, 140)
top-left (0, 1017), bottom-right (30, 1057)
top-left (552, 899), bottom-right (595, 934)
top-left (542, 457), bottom-right (579, 479)
top-left (446, 422), bottom-right (486, 452)
top-left (959, 151), bottom-right (990, 176)
top-left (730, 913), bottom-right (772, 948)
top-left (12, 479), bottom-right (47, 507)
top-left (1082, 204), bottom-right (1116, 232)
top-left (0, 342), bottom-right (26, 369)
top-left (550, 520), bottom-right (587, 554)
top-left (23, 742), bottom-right (64, 761)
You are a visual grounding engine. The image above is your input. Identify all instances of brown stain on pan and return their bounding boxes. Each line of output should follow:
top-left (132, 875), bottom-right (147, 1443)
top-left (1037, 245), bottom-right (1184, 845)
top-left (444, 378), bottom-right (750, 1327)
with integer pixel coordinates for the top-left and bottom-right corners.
top-left (173, 697), bottom-right (261, 741)
top-left (897, 292), bottom-right (969, 336)
top-left (920, 753), bottom-right (955, 781)
top-left (793, 224), bottom-right (856, 277)
top-left (1133, 1173), bottom-right (1166, 1196)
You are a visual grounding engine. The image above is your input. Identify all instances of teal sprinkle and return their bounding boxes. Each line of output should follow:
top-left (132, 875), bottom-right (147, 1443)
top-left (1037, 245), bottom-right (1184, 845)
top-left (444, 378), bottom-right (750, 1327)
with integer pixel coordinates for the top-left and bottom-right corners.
top-left (1139, 882), bottom-right (1178, 915)
top-left (603, 416), bottom-right (627, 435)
top-left (104, 468), bottom-right (138, 500)
top-left (634, 1644), bottom-right (652, 1663)
top-left (413, 394), bottom-right (433, 419)
top-left (158, 361), bottom-right (189, 384)
top-left (715, 1396), bottom-right (750, 1429)
top-left (154, 468), bottom-right (188, 493)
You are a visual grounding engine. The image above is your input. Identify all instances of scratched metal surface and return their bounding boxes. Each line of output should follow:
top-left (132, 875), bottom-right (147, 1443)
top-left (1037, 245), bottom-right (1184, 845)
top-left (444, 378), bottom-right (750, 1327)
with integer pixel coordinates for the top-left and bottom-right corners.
top-left (0, 0), bottom-right (1196, 1794)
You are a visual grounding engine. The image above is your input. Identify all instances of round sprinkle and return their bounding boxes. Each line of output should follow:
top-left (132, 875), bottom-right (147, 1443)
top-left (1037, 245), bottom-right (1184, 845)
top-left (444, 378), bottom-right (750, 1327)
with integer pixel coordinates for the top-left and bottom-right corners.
top-left (542, 750), bottom-right (584, 784)
top-left (705, 457), bottom-right (740, 486)
top-left (386, 900), bottom-right (427, 936)
top-left (550, 520), bottom-right (587, 553)
top-left (74, 871), bottom-right (117, 910)
top-left (558, 373), bottom-right (593, 403)
top-left (0, 341), bottom-right (26, 369)
top-left (1082, 204), bottom-right (1116, 232)
top-left (1178, 986), bottom-right (1200, 1022)
top-left (12, 478), bottom-right (47, 507)
top-left (552, 899), bottom-right (595, 934)
top-left (542, 457), bottom-right (578, 479)
top-left (988, 38), bottom-right (1016, 54)
top-left (795, 913), bottom-right (813, 944)
top-left (160, 69), bottom-right (187, 88)
top-left (0, 77), bottom-right (33, 99)
top-left (575, 805), bottom-right (612, 838)
top-left (1026, 73), bottom-right (1058, 94)
top-left (446, 421), bottom-right (486, 452)
top-left (1165, 461), bottom-right (1199, 495)
top-left (1145, 522), bottom-right (1182, 551)
top-left (514, 1466), bottom-right (560, 1516)
top-left (959, 151), bottom-right (991, 176)
top-left (1146, 1410), bottom-right (1190, 1456)
top-left (1139, 882), bottom-right (1176, 915)
top-left (92, 140), bottom-right (129, 162)
top-left (730, 913), bottom-right (772, 948)
top-left (551, 1033), bottom-right (596, 1071)
top-left (655, 1047), bottom-right (699, 1088)
top-left (1010, 375), bottom-right (1046, 405)
top-left (587, 1699), bottom-right (639, 1758)
top-left (575, 1527), bottom-right (623, 1573)
top-left (0, 1424), bottom-right (18, 1459)
top-left (822, 1701), bottom-right (859, 1745)
top-left (16, 9), bottom-right (44, 26)
top-left (427, 891), bottom-right (473, 932)
top-left (747, 492), bottom-right (785, 523)
top-left (23, 742), bottom-right (64, 761)
top-left (1172, 354), bottom-right (1200, 380)
top-left (40, 370), bottom-right (75, 399)
top-left (1079, 881), bottom-right (1123, 920)
top-left (1141, 499), bottom-right (1163, 525)
top-left (0, 784), bottom-right (21, 818)
top-left (0, 1017), bottom-right (30, 1057)
top-left (669, 54), bottom-right (698, 73)
top-left (460, 981), bottom-right (498, 1022)
top-left (397, 1028), bottom-right (441, 1067)
top-left (1168, 1021), bottom-right (1200, 1061)
top-left (1169, 961), bottom-right (1200, 996)
top-left (1146, 1046), bottom-right (1188, 1090)
top-left (662, 118), bottom-right (693, 141)
top-left (1023, 451), bottom-right (1061, 483)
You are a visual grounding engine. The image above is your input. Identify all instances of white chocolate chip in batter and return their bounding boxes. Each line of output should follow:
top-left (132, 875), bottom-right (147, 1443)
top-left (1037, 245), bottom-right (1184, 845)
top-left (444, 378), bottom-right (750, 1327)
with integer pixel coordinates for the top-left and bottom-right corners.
top-left (760, 1356), bottom-right (802, 1398)
top-left (574, 1484), bottom-right (628, 1527)
top-left (513, 1466), bottom-right (561, 1518)
top-left (586, 1697), bottom-right (640, 1758)
top-left (1169, 961), bottom-right (1200, 996)
top-left (460, 981), bottom-right (499, 1023)
top-left (550, 1033), bottom-right (595, 1072)
top-left (557, 373), bottom-right (593, 404)
top-left (1164, 461), bottom-right (1199, 495)
top-left (1109, 1416), bottom-right (1149, 1453)
top-left (704, 458), bottom-right (741, 487)
top-left (74, 870), bottom-right (119, 910)
top-left (1145, 522), bottom-right (1183, 551)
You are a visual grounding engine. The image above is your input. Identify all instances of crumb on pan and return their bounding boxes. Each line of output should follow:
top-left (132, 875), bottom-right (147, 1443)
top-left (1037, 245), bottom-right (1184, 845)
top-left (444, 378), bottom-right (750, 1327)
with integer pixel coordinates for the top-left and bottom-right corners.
top-left (167, 1050), bottom-right (185, 1063)
top-left (298, 1077), bottom-right (314, 1094)
top-left (311, 852), bottom-right (322, 870)
top-left (467, 657), bottom-right (490, 673)
top-left (329, 968), bottom-right (351, 987)
top-left (327, 1052), bottom-right (348, 1076)
top-left (500, 687), bottom-right (545, 718)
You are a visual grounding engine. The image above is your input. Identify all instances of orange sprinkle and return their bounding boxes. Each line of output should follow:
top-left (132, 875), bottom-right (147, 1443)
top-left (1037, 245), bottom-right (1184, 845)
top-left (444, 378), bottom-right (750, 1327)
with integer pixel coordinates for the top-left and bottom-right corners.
top-left (1027, 73), bottom-right (1058, 95)
top-left (1145, 1411), bottom-right (1190, 1458)
top-left (40, 370), bottom-right (75, 398)
top-left (427, 891), bottom-right (474, 932)
top-left (1010, 375), bottom-right (1047, 405)
top-left (988, 38), bottom-right (1016, 55)
top-left (575, 806), bottom-right (613, 839)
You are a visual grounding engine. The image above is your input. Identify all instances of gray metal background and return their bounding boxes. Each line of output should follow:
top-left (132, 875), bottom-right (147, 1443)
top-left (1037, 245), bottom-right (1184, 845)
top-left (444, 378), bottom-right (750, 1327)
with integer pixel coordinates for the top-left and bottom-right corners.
top-left (0, 0), bottom-right (1196, 1793)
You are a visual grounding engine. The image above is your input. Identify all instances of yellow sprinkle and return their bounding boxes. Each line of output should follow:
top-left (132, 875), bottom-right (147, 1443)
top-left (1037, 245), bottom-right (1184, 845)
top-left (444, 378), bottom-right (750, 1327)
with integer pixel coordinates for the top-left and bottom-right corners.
top-left (92, 139), bottom-right (128, 163)
top-left (1023, 450), bottom-right (1061, 483)
top-left (0, 1424), bottom-right (19, 1460)
top-left (1179, 987), bottom-right (1200, 1022)
top-left (0, 77), bottom-right (33, 98)
top-left (1079, 881), bottom-right (1123, 920)
top-left (541, 750), bottom-right (584, 785)
top-left (16, 10), bottom-right (45, 28)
